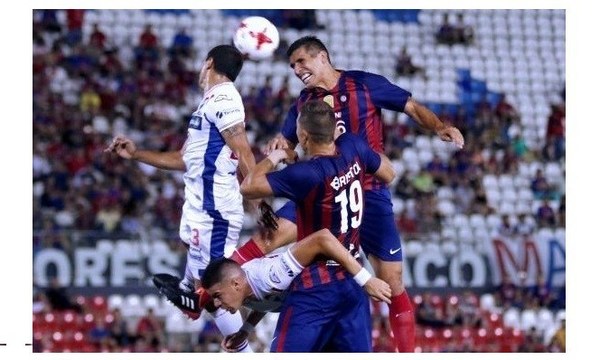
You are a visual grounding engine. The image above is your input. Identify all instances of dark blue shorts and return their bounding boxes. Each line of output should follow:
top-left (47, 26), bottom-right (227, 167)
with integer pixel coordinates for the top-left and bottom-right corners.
top-left (275, 188), bottom-right (403, 262)
top-left (359, 189), bottom-right (403, 261)
top-left (270, 278), bottom-right (372, 352)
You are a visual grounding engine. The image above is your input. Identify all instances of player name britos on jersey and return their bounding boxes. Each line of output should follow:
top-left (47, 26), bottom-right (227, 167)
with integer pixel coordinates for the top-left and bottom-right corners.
top-left (330, 162), bottom-right (362, 191)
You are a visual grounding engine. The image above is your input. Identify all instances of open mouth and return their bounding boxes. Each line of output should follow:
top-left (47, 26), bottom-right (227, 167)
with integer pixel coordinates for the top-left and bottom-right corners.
top-left (300, 73), bottom-right (312, 84)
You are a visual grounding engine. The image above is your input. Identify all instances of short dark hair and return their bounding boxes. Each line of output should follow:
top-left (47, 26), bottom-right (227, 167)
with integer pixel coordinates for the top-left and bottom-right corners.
top-left (206, 45), bottom-right (244, 82)
top-left (298, 100), bottom-right (335, 144)
top-left (287, 36), bottom-right (331, 63)
top-left (201, 257), bottom-right (240, 289)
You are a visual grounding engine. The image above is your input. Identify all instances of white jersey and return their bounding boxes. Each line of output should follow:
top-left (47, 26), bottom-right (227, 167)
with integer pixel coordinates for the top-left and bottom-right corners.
top-left (241, 249), bottom-right (304, 312)
top-left (182, 82), bottom-right (245, 212)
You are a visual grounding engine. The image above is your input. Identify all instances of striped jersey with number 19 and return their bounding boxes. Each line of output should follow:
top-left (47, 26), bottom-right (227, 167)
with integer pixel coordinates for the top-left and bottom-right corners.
top-left (266, 133), bottom-right (382, 291)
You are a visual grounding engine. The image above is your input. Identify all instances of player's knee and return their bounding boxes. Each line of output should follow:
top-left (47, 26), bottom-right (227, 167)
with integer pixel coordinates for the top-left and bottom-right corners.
top-left (373, 261), bottom-right (405, 293)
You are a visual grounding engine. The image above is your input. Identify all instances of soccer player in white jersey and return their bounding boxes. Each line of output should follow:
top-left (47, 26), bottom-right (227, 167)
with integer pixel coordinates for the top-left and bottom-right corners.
top-left (201, 228), bottom-right (392, 352)
top-left (105, 45), bottom-right (256, 352)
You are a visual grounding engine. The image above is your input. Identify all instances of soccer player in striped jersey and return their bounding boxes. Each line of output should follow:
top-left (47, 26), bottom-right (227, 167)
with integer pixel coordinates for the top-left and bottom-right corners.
top-left (231, 36), bottom-right (465, 352)
top-left (106, 44), bottom-right (256, 352)
top-left (238, 99), bottom-right (396, 351)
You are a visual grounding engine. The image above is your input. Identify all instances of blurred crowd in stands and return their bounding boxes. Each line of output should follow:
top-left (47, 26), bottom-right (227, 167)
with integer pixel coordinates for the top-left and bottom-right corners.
top-left (32, 9), bottom-right (565, 353)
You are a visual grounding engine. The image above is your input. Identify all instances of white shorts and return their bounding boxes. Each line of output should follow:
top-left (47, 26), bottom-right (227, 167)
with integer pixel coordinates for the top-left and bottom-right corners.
top-left (179, 202), bottom-right (243, 280)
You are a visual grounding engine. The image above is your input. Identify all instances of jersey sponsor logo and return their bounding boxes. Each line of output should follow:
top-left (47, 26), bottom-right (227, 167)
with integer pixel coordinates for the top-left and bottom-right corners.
top-left (330, 162), bottom-right (362, 191)
top-left (269, 266), bottom-right (281, 284)
top-left (214, 94), bottom-right (233, 102)
top-left (216, 108), bottom-right (241, 119)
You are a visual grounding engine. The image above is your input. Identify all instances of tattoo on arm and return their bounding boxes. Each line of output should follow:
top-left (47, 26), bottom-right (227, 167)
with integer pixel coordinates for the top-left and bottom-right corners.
top-left (221, 123), bottom-right (245, 140)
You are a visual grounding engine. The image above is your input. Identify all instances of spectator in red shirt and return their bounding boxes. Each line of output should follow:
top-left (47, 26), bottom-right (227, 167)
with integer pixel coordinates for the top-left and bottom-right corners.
top-left (135, 308), bottom-right (163, 350)
top-left (89, 23), bottom-right (107, 51)
top-left (136, 24), bottom-right (160, 64)
top-left (396, 209), bottom-right (418, 238)
top-left (494, 93), bottom-right (520, 123)
top-left (66, 9), bottom-right (85, 45)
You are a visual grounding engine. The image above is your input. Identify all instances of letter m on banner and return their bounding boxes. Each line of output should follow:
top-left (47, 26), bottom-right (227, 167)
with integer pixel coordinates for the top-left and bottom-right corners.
top-left (491, 236), bottom-right (543, 286)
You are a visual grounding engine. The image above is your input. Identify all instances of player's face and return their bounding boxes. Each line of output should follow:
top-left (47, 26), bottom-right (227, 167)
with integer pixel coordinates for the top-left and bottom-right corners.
top-left (207, 281), bottom-right (244, 314)
top-left (289, 47), bottom-right (328, 89)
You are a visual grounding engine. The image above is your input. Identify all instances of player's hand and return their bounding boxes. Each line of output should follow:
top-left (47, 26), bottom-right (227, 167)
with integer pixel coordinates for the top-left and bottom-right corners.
top-left (364, 277), bottom-right (392, 304)
top-left (104, 135), bottom-right (137, 159)
top-left (221, 331), bottom-right (250, 352)
top-left (264, 134), bottom-right (290, 154)
top-left (436, 125), bottom-right (464, 149)
top-left (267, 148), bottom-right (298, 165)
top-left (257, 200), bottom-right (279, 238)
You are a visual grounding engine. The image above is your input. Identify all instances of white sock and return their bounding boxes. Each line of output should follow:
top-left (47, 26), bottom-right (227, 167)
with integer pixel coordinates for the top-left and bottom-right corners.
top-left (211, 308), bottom-right (254, 352)
top-left (179, 254), bottom-right (195, 292)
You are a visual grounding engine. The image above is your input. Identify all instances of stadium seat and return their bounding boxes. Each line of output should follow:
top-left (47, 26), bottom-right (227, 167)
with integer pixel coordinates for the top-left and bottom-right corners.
top-left (108, 294), bottom-right (124, 311)
top-left (502, 307), bottom-right (520, 329)
top-left (441, 227), bottom-right (457, 241)
top-left (122, 294), bottom-right (145, 318)
top-left (440, 240), bottom-right (458, 256)
top-left (537, 308), bottom-right (555, 333)
top-left (404, 241), bottom-right (424, 257)
top-left (58, 311), bottom-right (79, 332)
top-left (501, 188), bottom-right (518, 203)
top-left (437, 186), bottom-right (454, 201)
top-left (81, 312), bottom-right (95, 332)
top-left (165, 313), bottom-right (187, 333)
top-left (519, 309), bottom-right (537, 331)
top-left (452, 214), bottom-right (469, 230)
top-left (143, 294), bottom-right (161, 313)
top-left (89, 295), bottom-right (108, 314)
top-left (391, 197), bottom-right (404, 214)
top-left (485, 189), bottom-right (501, 208)
top-left (469, 214), bottom-right (486, 230)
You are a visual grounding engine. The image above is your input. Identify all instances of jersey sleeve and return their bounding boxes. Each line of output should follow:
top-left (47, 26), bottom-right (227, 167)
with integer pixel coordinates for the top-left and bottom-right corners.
top-left (338, 133), bottom-right (382, 174)
top-left (266, 162), bottom-right (319, 202)
top-left (208, 88), bottom-right (245, 132)
top-left (280, 100), bottom-right (300, 144)
top-left (354, 71), bottom-right (412, 112)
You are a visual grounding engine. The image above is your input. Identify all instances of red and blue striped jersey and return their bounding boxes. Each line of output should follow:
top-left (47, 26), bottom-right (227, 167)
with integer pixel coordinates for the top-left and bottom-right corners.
top-left (266, 133), bottom-right (382, 291)
top-left (281, 70), bottom-right (411, 191)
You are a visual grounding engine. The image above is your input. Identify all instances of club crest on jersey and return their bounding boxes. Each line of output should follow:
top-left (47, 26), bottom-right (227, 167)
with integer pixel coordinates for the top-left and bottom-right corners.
top-left (323, 95), bottom-right (334, 108)
top-left (330, 162), bottom-right (361, 191)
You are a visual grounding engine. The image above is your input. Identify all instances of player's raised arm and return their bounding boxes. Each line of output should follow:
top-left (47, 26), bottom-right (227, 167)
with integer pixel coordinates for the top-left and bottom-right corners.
top-left (289, 229), bottom-right (391, 304)
top-left (374, 152), bottom-right (396, 185)
top-left (240, 148), bottom-right (297, 199)
top-left (403, 98), bottom-right (465, 149)
top-left (104, 135), bottom-right (186, 171)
